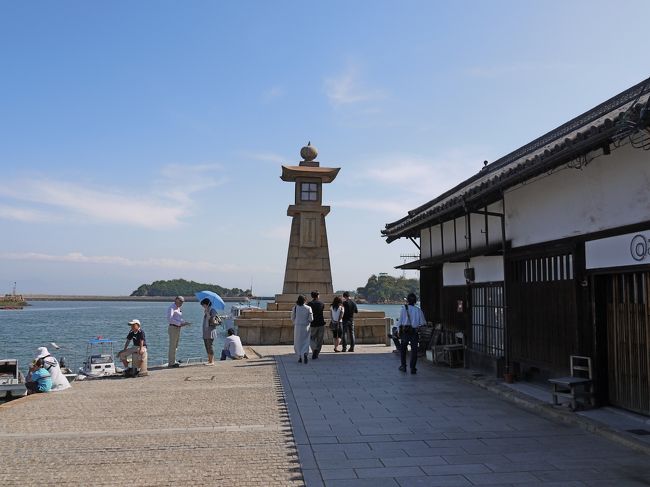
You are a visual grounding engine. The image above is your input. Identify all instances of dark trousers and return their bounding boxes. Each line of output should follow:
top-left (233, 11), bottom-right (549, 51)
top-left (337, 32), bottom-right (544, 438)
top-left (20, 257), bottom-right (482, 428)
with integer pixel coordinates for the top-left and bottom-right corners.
top-left (400, 329), bottom-right (419, 370)
top-left (342, 321), bottom-right (355, 350)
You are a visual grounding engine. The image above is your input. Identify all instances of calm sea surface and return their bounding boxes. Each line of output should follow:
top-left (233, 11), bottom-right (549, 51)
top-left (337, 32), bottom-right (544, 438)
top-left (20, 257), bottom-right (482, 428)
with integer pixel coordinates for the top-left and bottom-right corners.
top-left (0, 300), bottom-right (402, 373)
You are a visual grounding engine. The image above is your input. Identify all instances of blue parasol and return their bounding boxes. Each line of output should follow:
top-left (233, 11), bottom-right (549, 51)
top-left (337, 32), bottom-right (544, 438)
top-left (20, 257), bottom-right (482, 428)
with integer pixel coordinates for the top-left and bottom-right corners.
top-left (195, 290), bottom-right (226, 310)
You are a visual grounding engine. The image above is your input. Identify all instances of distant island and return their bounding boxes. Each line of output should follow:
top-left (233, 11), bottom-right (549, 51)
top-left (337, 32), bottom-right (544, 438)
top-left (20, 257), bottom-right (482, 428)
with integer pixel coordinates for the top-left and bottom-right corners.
top-left (131, 279), bottom-right (250, 298)
top-left (353, 274), bottom-right (419, 304)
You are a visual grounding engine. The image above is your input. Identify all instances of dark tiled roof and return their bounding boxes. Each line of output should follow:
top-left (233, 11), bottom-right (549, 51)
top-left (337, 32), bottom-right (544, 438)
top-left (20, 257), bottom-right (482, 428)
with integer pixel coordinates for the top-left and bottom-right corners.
top-left (382, 77), bottom-right (650, 243)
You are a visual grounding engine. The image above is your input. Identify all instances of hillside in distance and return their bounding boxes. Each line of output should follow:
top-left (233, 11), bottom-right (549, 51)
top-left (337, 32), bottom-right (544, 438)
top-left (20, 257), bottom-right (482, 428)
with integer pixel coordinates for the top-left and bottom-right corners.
top-left (130, 279), bottom-right (250, 297)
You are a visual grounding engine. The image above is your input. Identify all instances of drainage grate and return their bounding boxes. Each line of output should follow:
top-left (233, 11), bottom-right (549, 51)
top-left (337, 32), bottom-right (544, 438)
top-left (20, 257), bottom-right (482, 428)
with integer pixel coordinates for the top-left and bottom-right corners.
top-left (627, 429), bottom-right (650, 436)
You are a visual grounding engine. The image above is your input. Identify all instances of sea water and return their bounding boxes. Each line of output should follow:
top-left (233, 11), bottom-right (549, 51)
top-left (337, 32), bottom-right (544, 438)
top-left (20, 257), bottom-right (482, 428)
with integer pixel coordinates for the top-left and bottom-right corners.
top-left (0, 301), bottom-right (403, 374)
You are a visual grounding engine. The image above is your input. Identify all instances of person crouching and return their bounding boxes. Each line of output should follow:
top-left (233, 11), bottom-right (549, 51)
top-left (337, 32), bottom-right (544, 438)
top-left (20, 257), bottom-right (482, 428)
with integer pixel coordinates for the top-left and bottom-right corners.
top-left (26, 358), bottom-right (52, 394)
top-left (221, 328), bottom-right (246, 360)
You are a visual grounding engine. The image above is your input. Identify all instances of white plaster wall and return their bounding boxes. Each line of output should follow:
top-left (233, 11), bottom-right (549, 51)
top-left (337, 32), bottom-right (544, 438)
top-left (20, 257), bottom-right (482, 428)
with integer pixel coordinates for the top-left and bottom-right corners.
top-left (471, 256), bottom-right (504, 282)
top-left (505, 144), bottom-right (650, 248)
top-left (443, 263), bottom-right (467, 286)
top-left (454, 217), bottom-right (467, 252)
top-left (431, 224), bottom-right (442, 256)
top-left (443, 219), bottom-right (456, 254)
top-left (442, 256), bottom-right (504, 286)
top-left (421, 227), bottom-right (432, 259)
top-left (487, 201), bottom-right (504, 246)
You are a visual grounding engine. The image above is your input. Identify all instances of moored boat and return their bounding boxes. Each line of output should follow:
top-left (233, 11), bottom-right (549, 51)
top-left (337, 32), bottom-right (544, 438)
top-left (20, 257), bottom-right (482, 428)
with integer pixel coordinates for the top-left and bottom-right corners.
top-left (78, 338), bottom-right (120, 377)
top-left (0, 359), bottom-right (27, 399)
top-left (221, 303), bottom-right (261, 332)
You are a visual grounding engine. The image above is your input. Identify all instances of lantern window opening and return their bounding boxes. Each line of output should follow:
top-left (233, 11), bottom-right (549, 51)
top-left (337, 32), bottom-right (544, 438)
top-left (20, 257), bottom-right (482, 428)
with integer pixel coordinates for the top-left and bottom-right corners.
top-left (301, 182), bottom-right (319, 201)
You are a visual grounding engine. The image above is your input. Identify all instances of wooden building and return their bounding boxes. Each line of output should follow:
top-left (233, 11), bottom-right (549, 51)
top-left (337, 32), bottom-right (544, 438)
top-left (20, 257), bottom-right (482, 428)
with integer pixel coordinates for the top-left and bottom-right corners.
top-left (383, 78), bottom-right (650, 415)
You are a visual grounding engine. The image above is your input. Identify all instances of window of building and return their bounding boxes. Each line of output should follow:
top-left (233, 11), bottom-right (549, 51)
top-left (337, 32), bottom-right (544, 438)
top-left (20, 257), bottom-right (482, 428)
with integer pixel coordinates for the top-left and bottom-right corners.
top-left (471, 283), bottom-right (505, 357)
top-left (301, 183), bottom-right (318, 201)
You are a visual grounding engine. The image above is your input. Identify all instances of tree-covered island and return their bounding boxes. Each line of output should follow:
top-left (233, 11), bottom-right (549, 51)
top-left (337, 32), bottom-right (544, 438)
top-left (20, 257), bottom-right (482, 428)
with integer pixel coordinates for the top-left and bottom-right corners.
top-left (354, 273), bottom-right (419, 304)
top-left (131, 279), bottom-right (250, 297)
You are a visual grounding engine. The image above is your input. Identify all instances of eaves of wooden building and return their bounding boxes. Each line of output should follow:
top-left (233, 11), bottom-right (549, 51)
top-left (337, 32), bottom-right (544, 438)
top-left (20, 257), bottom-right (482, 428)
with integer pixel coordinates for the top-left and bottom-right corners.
top-left (383, 77), bottom-right (650, 415)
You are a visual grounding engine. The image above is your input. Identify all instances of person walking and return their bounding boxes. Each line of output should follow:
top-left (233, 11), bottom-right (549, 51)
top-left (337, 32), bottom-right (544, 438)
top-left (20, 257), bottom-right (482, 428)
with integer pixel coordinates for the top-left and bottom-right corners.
top-left (292, 295), bottom-right (313, 364)
top-left (200, 298), bottom-right (220, 365)
top-left (307, 290), bottom-right (325, 360)
top-left (330, 296), bottom-right (345, 352)
top-left (341, 291), bottom-right (358, 352)
top-left (399, 292), bottom-right (427, 374)
top-left (167, 296), bottom-right (189, 368)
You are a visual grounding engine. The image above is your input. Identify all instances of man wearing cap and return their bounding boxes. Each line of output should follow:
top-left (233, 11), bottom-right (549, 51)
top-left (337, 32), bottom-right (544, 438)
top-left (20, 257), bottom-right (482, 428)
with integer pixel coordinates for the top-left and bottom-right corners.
top-left (118, 319), bottom-right (148, 376)
top-left (167, 296), bottom-right (189, 367)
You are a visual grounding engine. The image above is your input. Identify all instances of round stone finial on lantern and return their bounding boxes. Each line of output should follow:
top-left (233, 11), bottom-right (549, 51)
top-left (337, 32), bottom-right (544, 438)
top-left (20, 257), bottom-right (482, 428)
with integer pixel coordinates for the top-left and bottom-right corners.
top-left (300, 142), bottom-right (318, 162)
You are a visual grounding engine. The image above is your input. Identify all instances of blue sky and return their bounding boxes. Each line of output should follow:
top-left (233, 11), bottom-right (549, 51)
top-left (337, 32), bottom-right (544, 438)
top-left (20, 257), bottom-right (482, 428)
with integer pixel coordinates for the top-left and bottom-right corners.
top-left (1, 1), bottom-right (648, 295)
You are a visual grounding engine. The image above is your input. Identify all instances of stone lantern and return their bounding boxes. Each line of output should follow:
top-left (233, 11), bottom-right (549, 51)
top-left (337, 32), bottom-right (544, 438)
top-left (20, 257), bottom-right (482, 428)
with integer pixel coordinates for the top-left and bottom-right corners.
top-left (276, 142), bottom-right (339, 300)
top-left (234, 143), bottom-right (390, 345)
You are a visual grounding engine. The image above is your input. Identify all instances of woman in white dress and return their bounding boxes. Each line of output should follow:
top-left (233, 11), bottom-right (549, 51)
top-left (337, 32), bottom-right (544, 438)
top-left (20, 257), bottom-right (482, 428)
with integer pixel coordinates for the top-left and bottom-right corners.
top-left (292, 295), bottom-right (313, 364)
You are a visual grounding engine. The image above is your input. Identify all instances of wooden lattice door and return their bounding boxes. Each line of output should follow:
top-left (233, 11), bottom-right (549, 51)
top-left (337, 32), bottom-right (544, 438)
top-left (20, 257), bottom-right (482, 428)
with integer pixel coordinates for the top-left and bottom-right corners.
top-left (606, 272), bottom-right (650, 415)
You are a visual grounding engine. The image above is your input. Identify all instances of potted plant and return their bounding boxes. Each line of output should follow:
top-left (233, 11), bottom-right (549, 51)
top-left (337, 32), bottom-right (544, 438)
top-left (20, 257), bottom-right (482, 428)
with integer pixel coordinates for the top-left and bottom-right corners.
top-left (503, 365), bottom-right (514, 384)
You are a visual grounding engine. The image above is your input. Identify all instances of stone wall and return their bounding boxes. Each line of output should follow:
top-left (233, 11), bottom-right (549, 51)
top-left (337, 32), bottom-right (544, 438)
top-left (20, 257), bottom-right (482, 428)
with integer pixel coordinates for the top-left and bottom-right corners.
top-left (235, 309), bottom-right (391, 346)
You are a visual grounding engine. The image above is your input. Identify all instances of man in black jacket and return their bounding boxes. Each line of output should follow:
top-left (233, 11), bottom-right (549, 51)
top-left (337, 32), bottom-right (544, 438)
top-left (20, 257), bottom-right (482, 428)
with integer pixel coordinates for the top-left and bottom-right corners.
top-left (341, 291), bottom-right (358, 352)
top-left (307, 291), bottom-right (325, 359)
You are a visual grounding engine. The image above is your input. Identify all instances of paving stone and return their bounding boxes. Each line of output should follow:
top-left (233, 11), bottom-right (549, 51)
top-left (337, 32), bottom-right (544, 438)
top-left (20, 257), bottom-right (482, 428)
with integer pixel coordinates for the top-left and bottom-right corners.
top-left (0, 358), bottom-right (304, 486)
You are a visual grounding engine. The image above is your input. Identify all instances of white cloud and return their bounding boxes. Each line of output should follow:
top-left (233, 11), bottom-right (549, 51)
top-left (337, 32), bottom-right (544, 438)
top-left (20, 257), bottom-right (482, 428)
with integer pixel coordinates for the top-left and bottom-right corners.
top-left (0, 205), bottom-right (50, 222)
top-left (262, 86), bottom-right (285, 102)
top-left (324, 64), bottom-right (385, 106)
top-left (241, 151), bottom-right (287, 164)
top-left (0, 251), bottom-right (277, 274)
top-left (0, 163), bottom-right (226, 229)
top-left (333, 199), bottom-right (411, 217)
top-left (333, 149), bottom-right (490, 219)
top-left (363, 150), bottom-right (488, 198)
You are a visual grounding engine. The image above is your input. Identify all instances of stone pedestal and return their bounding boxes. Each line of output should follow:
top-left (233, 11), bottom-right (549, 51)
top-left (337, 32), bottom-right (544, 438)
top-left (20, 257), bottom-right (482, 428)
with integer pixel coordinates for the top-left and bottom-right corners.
top-left (236, 307), bottom-right (391, 346)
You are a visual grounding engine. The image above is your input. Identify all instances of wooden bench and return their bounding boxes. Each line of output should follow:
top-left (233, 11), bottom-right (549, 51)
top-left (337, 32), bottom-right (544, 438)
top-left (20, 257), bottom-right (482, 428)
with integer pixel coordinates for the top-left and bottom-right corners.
top-left (548, 355), bottom-right (594, 411)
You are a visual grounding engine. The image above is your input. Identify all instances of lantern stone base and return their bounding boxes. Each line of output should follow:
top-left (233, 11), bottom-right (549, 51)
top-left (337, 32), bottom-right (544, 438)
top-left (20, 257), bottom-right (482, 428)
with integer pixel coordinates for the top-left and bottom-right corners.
top-left (234, 307), bottom-right (391, 346)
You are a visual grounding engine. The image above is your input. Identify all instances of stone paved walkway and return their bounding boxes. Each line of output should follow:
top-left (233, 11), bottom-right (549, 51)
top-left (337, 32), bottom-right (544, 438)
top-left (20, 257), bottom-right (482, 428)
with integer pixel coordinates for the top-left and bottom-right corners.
top-left (272, 345), bottom-right (650, 487)
top-left (0, 356), bottom-right (302, 486)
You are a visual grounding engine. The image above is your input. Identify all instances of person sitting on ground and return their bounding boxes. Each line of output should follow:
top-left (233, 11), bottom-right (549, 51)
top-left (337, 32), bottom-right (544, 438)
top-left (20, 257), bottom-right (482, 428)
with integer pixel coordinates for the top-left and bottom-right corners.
top-left (221, 328), bottom-right (247, 360)
top-left (34, 346), bottom-right (71, 391)
top-left (25, 358), bottom-right (52, 394)
top-left (118, 319), bottom-right (148, 377)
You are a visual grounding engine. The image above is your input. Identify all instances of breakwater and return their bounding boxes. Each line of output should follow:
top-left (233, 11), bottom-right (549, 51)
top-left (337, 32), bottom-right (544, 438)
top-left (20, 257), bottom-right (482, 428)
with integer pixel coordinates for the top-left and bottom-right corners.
top-left (24, 295), bottom-right (250, 302)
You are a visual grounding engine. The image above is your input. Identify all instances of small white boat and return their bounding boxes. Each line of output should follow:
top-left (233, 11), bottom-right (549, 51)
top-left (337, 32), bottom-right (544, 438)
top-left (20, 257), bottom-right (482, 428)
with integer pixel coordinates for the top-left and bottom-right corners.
top-left (221, 303), bottom-right (261, 331)
top-left (78, 338), bottom-right (120, 377)
top-left (0, 359), bottom-right (27, 399)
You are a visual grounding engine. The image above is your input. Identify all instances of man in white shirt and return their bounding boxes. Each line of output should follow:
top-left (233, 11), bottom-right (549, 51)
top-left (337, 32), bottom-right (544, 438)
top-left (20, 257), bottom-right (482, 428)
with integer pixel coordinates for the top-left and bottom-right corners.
top-left (398, 293), bottom-right (427, 374)
top-left (221, 328), bottom-right (246, 360)
top-left (167, 296), bottom-right (189, 367)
